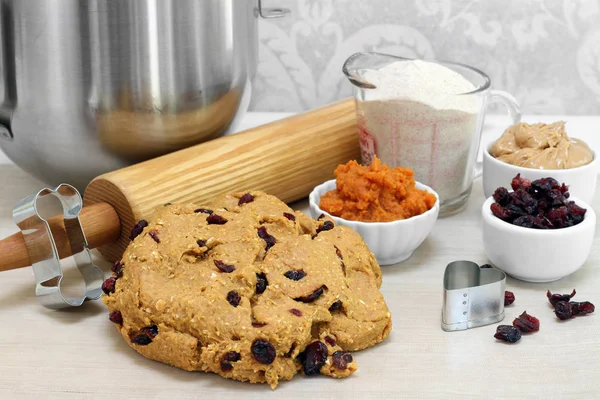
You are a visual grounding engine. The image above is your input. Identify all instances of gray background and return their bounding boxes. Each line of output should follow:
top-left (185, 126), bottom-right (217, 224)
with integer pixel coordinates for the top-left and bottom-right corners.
top-left (250, 0), bottom-right (600, 114)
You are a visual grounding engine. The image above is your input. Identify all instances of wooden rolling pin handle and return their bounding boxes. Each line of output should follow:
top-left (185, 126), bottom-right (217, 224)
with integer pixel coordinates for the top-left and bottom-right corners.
top-left (0, 202), bottom-right (121, 272)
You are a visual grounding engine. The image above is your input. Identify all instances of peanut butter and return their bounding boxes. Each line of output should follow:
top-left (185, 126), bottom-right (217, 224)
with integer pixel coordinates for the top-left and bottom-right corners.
top-left (490, 121), bottom-right (593, 169)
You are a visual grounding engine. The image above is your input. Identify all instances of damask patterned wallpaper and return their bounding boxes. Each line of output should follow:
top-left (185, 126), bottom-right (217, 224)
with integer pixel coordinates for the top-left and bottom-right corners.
top-left (250, 0), bottom-right (600, 115)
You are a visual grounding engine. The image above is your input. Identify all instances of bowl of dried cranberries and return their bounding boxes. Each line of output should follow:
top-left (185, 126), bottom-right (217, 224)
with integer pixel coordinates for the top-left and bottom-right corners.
top-left (481, 174), bottom-right (596, 283)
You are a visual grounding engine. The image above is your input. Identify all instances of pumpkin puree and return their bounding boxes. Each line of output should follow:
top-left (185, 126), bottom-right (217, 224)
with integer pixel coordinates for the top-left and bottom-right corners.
top-left (319, 156), bottom-right (437, 222)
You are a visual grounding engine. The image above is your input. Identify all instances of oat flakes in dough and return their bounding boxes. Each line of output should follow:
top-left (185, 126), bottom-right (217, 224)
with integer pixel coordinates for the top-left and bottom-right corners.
top-left (102, 191), bottom-right (392, 388)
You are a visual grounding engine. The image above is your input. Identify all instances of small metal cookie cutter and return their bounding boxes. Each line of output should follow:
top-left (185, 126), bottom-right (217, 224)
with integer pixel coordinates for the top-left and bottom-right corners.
top-left (442, 261), bottom-right (506, 332)
top-left (13, 184), bottom-right (104, 310)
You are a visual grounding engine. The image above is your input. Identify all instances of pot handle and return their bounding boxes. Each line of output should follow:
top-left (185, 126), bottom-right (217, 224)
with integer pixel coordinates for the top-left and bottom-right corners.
top-left (258, 0), bottom-right (291, 18)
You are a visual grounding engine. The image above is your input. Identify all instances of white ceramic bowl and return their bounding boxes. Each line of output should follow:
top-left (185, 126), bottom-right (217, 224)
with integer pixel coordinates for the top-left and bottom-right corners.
top-left (309, 179), bottom-right (440, 266)
top-left (481, 195), bottom-right (596, 283)
top-left (482, 145), bottom-right (598, 204)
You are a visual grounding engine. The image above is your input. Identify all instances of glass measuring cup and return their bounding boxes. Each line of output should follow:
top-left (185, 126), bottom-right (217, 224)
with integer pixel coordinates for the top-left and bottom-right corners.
top-left (343, 52), bottom-right (521, 216)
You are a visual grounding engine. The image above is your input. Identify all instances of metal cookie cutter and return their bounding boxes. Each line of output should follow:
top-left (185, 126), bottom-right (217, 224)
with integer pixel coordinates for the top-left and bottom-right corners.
top-left (442, 261), bottom-right (506, 332)
top-left (13, 184), bottom-right (104, 309)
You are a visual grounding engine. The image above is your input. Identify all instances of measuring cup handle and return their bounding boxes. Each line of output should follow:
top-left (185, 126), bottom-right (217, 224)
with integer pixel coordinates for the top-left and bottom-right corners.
top-left (473, 90), bottom-right (522, 180)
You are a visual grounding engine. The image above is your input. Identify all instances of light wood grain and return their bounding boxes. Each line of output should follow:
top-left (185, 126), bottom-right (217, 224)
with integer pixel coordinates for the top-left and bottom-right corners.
top-left (1, 163), bottom-right (599, 399)
top-left (84, 98), bottom-right (360, 262)
top-left (0, 202), bottom-right (120, 272)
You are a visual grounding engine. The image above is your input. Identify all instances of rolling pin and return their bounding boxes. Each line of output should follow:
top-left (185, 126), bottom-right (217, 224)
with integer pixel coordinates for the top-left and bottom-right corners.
top-left (0, 98), bottom-right (360, 271)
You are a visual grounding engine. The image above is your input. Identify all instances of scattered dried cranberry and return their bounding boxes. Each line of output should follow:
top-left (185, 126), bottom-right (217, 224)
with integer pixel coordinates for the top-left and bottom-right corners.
top-left (238, 193), bottom-right (254, 205)
top-left (214, 260), bottom-right (235, 273)
top-left (129, 219), bottom-right (148, 240)
top-left (555, 300), bottom-right (595, 320)
top-left (194, 208), bottom-right (213, 214)
top-left (512, 311), bottom-right (540, 332)
top-left (332, 351), bottom-right (353, 370)
top-left (140, 325), bottom-right (158, 338)
top-left (257, 226), bottom-right (276, 251)
top-left (329, 300), bottom-right (342, 312)
top-left (284, 269), bottom-right (306, 281)
top-left (197, 239), bottom-right (207, 248)
top-left (547, 289), bottom-right (576, 307)
top-left (207, 213), bottom-right (227, 225)
top-left (295, 285), bottom-right (326, 303)
top-left (301, 341), bottom-right (328, 375)
top-left (289, 308), bottom-right (302, 317)
top-left (102, 277), bottom-right (116, 294)
top-left (108, 311), bottom-right (123, 325)
top-left (504, 291), bottom-right (515, 306)
top-left (226, 291), bottom-right (241, 307)
top-left (131, 334), bottom-right (152, 346)
top-left (220, 362), bottom-right (233, 372)
top-left (149, 230), bottom-right (160, 243)
top-left (324, 336), bottom-right (336, 347)
top-left (283, 212), bottom-right (296, 221)
top-left (511, 174), bottom-right (531, 191)
top-left (251, 339), bottom-right (276, 365)
top-left (494, 325), bottom-right (521, 343)
top-left (256, 273), bottom-right (268, 294)
top-left (316, 220), bottom-right (334, 234)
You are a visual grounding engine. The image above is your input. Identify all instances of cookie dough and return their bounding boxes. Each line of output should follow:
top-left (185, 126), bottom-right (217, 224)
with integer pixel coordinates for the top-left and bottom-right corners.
top-left (490, 121), bottom-right (594, 169)
top-left (102, 191), bottom-right (391, 388)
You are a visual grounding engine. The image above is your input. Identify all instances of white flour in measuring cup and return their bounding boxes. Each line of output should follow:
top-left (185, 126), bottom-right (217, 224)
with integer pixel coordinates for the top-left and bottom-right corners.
top-left (357, 60), bottom-right (479, 205)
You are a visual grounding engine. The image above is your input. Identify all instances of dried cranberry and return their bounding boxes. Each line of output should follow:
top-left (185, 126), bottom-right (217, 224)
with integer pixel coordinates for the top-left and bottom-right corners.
top-left (284, 269), bottom-right (306, 281)
top-left (512, 311), bottom-right (540, 332)
top-left (332, 351), bottom-right (353, 370)
top-left (295, 285), bottom-right (326, 303)
top-left (131, 325), bottom-right (158, 345)
top-left (257, 226), bottom-right (276, 251)
top-left (252, 321), bottom-right (267, 328)
top-left (317, 213), bottom-right (325, 220)
top-left (512, 189), bottom-right (538, 214)
top-left (324, 336), bottom-right (336, 347)
top-left (214, 260), bottom-right (235, 273)
top-left (301, 341), bottom-right (328, 375)
top-left (493, 187), bottom-right (511, 206)
top-left (316, 220), bottom-right (334, 234)
top-left (149, 230), bottom-right (160, 243)
top-left (197, 239), bottom-right (207, 248)
top-left (129, 219), bottom-right (148, 240)
top-left (108, 311), bottom-right (123, 325)
top-left (531, 177), bottom-right (559, 193)
top-left (223, 351), bottom-right (241, 362)
top-left (289, 308), bottom-right (302, 317)
top-left (207, 214), bottom-right (227, 225)
top-left (102, 277), bottom-right (116, 294)
top-left (194, 208), bottom-right (213, 214)
top-left (112, 261), bottom-right (124, 277)
top-left (251, 339), bottom-right (276, 365)
top-left (504, 291), bottom-right (515, 306)
top-left (220, 362), bottom-right (233, 372)
top-left (546, 289), bottom-right (576, 306)
top-left (256, 273), bottom-right (268, 294)
top-left (555, 301), bottom-right (573, 320)
top-left (571, 301), bottom-right (595, 316)
top-left (238, 193), bottom-right (254, 205)
top-left (494, 325), bottom-right (521, 343)
top-left (511, 174), bottom-right (531, 191)
top-left (329, 300), bottom-right (342, 312)
top-left (226, 291), bottom-right (241, 307)
top-left (283, 212), bottom-right (296, 221)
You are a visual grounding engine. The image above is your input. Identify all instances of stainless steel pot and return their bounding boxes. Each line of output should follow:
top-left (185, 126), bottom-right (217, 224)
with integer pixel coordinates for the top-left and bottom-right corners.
top-left (0, 0), bottom-right (289, 189)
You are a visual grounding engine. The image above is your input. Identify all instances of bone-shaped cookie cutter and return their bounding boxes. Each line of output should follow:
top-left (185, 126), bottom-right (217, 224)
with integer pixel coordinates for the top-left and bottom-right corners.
top-left (12, 184), bottom-right (104, 309)
top-left (442, 260), bottom-right (506, 332)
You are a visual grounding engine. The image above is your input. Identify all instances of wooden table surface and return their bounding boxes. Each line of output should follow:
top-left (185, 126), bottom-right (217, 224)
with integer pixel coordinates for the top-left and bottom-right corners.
top-left (1, 115), bottom-right (599, 399)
